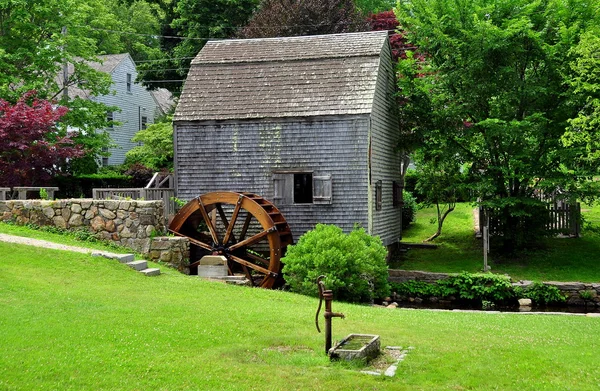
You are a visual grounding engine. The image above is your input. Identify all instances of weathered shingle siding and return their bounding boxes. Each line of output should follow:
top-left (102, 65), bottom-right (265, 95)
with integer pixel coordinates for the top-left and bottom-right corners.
top-left (175, 116), bottom-right (370, 241)
top-left (369, 42), bottom-right (402, 246)
top-left (93, 56), bottom-right (158, 165)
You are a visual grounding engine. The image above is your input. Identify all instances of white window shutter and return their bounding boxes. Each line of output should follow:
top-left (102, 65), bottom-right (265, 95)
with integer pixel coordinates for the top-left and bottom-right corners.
top-left (313, 175), bottom-right (332, 204)
top-left (273, 173), bottom-right (293, 204)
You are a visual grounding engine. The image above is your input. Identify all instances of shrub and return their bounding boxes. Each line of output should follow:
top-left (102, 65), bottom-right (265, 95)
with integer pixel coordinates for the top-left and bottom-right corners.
top-left (282, 224), bottom-right (390, 303)
top-left (402, 190), bottom-right (418, 228)
top-left (123, 164), bottom-right (155, 187)
top-left (391, 280), bottom-right (440, 298)
top-left (520, 282), bottom-right (567, 305)
top-left (439, 272), bottom-right (516, 303)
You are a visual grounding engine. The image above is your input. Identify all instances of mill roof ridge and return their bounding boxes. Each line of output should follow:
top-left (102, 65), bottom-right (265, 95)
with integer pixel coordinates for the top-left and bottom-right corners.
top-left (193, 31), bottom-right (388, 65)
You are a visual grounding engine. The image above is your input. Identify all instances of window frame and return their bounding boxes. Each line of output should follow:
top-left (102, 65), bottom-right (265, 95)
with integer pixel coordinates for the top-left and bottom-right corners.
top-left (272, 171), bottom-right (332, 205)
top-left (375, 180), bottom-right (382, 211)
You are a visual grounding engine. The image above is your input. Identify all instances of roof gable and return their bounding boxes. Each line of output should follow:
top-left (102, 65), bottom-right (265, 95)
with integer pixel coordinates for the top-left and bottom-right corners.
top-left (88, 53), bottom-right (131, 74)
top-left (175, 31), bottom-right (390, 122)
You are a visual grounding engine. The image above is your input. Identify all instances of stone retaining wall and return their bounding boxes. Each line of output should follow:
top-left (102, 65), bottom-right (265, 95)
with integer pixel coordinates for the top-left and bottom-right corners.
top-left (0, 199), bottom-right (164, 253)
top-left (147, 236), bottom-right (190, 274)
top-left (388, 269), bottom-right (600, 307)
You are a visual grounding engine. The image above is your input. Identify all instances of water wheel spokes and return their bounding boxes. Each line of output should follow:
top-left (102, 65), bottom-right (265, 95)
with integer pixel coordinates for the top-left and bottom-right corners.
top-left (168, 191), bottom-right (293, 288)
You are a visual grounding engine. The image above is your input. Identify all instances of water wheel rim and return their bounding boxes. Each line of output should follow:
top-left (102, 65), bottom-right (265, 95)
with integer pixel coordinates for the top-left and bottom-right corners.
top-left (169, 191), bottom-right (288, 288)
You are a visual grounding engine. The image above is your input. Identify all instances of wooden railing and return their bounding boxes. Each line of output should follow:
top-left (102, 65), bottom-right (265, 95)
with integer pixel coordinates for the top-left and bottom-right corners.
top-left (92, 187), bottom-right (176, 224)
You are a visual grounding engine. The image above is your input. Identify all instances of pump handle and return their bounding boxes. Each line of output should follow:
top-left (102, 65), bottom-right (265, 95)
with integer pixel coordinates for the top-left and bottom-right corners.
top-left (315, 275), bottom-right (326, 333)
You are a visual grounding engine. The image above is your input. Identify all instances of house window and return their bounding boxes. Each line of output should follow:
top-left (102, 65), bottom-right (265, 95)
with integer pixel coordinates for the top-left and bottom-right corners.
top-left (107, 111), bottom-right (114, 129)
top-left (294, 173), bottom-right (313, 204)
top-left (126, 73), bottom-right (132, 92)
top-left (273, 172), bottom-right (332, 205)
top-left (101, 147), bottom-right (109, 166)
top-left (392, 181), bottom-right (402, 208)
top-left (141, 116), bottom-right (147, 130)
top-left (375, 180), bottom-right (382, 211)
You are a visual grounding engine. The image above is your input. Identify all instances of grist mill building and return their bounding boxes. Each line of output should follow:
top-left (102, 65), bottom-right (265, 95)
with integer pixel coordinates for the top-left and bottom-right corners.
top-left (173, 31), bottom-right (403, 247)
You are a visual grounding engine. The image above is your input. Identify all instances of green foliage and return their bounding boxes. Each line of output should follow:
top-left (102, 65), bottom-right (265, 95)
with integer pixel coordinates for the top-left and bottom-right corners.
top-left (282, 224), bottom-right (390, 303)
top-left (401, 190), bottom-right (417, 229)
top-left (354, 0), bottom-right (395, 14)
top-left (54, 172), bottom-right (133, 198)
top-left (563, 30), bottom-right (600, 168)
top-left (395, 0), bottom-right (600, 250)
top-left (439, 273), bottom-right (516, 303)
top-left (39, 188), bottom-right (49, 200)
top-left (391, 280), bottom-right (439, 298)
top-left (579, 290), bottom-right (594, 301)
top-left (392, 272), bottom-right (517, 304)
top-left (125, 117), bottom-right (173, 170)
top-left (520, 282), bottom-right (567, 305)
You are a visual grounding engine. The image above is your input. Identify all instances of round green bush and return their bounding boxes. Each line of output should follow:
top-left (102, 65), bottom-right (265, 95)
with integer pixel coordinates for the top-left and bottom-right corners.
top-left (282, 224), bottom-right (390, 303)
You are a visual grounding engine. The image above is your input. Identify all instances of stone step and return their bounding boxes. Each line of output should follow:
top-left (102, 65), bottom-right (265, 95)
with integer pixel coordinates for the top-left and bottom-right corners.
top-left (126, 260), bottom-right (148, 271)
top-left (91, 252), bottom-right (135, 263)
top-left (140, 268), bottom-right (161, 276)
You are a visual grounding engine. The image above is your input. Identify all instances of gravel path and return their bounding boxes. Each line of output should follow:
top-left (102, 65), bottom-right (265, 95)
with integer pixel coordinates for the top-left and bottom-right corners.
top-left (0, 233), bottom-right (95, 254)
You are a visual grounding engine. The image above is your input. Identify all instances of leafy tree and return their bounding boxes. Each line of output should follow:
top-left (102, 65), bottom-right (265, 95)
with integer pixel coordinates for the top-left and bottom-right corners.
top-left (0, 92), bottom-right (83, 187)
top-left (367, 10), bottom-right (417, 62)
top-left (414, 154), bottom-right (466, 242)
top-left (139, 0), bottom-right (260, 94)
top-left (563, 30), bottom-right (600, 167)
top-left (125, 116), bottom-right (174, 170)
top-left (395, 0), bottom-right (600, 251)
top-left (0, 0), bottom-right (119, 172)
top-left (354, 0), bottom-right (395, 14)
top-left (237, 0), bottom-right (368, 39)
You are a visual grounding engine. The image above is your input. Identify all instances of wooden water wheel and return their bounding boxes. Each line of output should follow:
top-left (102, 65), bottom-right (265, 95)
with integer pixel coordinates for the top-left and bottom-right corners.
top-left (168, 192), bottom-right (293, 288)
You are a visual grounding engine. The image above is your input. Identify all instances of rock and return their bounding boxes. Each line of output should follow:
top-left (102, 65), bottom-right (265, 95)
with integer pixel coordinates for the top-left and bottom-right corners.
top-left (518, 298), bottom-right (532, 306)
top-left (68, 214), bottom-right (84, 227)
top-left (105, 219), bottom-right (116, 232)
top-left (386, 302), bottom-right (398, 308)
top-left (414, 297), bottom-right (423, 304)
top-left (71, 203), bottom-right (82, 214)
top-left (61, 207), bottom-right (71, 221)
top-left (53, 216), bottom-right (66, 229)
top-left (42, 207), bottom-right (55, 219)
top-left (381, 301), bottom-right (389, 306)
top-left (104, 200), bottom-right (119, 211)
top-left (99, 208), bottom-right (116, 220)
top-left (90, 215), bottom-right (105, 231)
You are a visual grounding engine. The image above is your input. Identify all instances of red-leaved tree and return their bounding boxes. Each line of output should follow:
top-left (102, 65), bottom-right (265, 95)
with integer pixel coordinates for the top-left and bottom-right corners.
top-left (0, 91), bottom-right (84, 187)
top-left (367, 10), bottom-right (420, 62)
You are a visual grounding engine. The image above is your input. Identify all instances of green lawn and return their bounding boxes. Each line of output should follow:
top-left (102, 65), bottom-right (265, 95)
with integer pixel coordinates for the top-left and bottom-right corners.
top-left (1, 241), bottom-right (600, 390)
top-left (395, 203), bottom-right (600, 282)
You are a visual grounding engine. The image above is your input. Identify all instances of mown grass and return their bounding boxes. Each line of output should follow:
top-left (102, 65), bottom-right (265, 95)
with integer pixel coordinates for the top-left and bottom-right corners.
top-left (395, 203), bottom-right (600, 282)
top-left (1, 241), bottom-right (600, 390)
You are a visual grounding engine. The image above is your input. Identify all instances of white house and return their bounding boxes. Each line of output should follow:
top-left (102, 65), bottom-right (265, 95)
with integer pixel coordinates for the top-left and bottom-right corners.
top-left (66, 53), bottom-right (173, 166)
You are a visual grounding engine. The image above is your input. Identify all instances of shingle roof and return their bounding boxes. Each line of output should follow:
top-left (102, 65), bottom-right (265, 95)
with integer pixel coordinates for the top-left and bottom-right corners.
top-left (60, 54), bottom-right (131, 100)
top-left (88, 53), bottom-right (130, 74)
top-left (174, 31), bottom-right (389, 121)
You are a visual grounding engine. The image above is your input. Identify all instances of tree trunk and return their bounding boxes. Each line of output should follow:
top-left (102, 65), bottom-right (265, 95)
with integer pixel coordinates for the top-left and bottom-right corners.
top-left (424, 202), bottom-right (455, 242)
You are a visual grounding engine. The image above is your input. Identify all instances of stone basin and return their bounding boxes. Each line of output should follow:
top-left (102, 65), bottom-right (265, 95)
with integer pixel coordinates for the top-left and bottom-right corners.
top-left (329, 334), bottom-right (380, 362)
